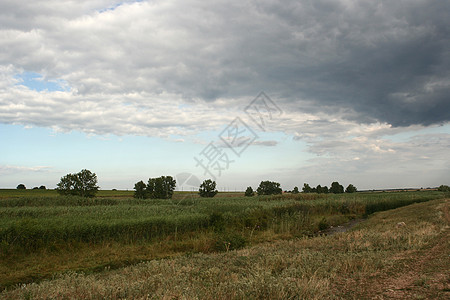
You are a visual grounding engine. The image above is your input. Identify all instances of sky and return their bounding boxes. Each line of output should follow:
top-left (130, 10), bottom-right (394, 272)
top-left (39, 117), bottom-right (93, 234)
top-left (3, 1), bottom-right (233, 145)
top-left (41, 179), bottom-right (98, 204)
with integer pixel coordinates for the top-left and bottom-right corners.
top-left (0, 0), bottom-right (449, 191)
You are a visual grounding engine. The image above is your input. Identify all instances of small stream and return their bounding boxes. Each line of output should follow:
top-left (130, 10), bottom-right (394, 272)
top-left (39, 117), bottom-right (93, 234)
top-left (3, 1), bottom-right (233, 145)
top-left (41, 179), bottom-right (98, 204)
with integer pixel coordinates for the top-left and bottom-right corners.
top-left (319, 218), bottom-right (366, 236)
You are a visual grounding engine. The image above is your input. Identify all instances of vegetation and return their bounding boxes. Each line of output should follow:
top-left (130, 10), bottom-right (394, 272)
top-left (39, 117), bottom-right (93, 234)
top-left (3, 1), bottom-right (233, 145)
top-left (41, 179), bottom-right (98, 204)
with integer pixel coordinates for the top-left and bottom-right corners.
top-left (16, 184), bottom-right (26, 190)
top-left (56, 169), bottom-right (99, 197)
top-left (1, 194), bottom-right (447, 299)
top-left (199, 179), bottom-right (218, 198)
top-left (437, 184), bottom-right (449, 192)
top-left (133, 180), bottom-right (147, 199)
top-left (244, 186), bottom-right (254, 197)
top-left (302, 182), bottom-right (351, 194)
top-left (256, 180), bottom-right (282, 195)
top-left (133, 176), bottom-right (177, 199)
top-left (345, 183), bottom-right (357, 193)
top-left (302, 183), bottom-right (312, 193)
top-left (329, 181), bottom-right (344, 194)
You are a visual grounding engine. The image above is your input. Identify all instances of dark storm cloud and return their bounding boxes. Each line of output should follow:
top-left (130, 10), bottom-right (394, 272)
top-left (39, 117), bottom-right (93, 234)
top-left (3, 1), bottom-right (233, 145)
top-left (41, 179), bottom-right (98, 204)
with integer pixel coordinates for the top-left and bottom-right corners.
top-left (1, 0), bottom-right (449, 131)
top-left (242, 0), bottom-right (450, 127)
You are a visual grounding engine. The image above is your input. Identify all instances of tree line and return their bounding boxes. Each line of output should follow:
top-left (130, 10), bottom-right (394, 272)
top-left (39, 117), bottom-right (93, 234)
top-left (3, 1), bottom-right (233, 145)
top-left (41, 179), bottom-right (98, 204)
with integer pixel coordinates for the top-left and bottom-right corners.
top-left (20, 169), bottom-right (448, 199)
top-left (244, 181), bottom-right (357, 196)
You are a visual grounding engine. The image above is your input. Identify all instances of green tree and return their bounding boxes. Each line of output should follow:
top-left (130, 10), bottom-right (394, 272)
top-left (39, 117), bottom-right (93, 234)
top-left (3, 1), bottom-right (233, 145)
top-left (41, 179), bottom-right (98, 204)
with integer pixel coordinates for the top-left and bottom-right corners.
top-left (199, 179), bottom-right (218, 197)
top-left (134, 180), bottom-right (147, 199)
top-left (292, 186), bottom-right (299, 194)
top-left (16, 184), bottom-right (26, 189)
top-left (329, 181), bottom-right (344, 194)
top-left (39, 185), bottom-right (46, 190)
top-left (256, 181), bottom-right (282, 196)
top-left (302, 183), bottom-right (312, 193)
top-left (345, 184), bottom-right (357, 193)
top-left (315, 185), bottom-right (328, 194)
top-left (244, 186), bottom-right (254, 197)
top-left (56, 169), bottom-right (99, 197)
top-left (437, 185), bottom-right (450, 192)
top-left (146, 176), bottom-right (176, 199)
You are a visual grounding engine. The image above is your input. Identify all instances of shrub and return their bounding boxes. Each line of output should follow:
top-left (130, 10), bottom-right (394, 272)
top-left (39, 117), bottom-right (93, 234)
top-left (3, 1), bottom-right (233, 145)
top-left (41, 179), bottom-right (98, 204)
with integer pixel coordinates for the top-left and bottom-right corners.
top-left (214, 232), bottom-right (247, 251)
top-left (16, 184), bottom-right (26, 190)
top-left (318, 217), bottom-right (329, 231)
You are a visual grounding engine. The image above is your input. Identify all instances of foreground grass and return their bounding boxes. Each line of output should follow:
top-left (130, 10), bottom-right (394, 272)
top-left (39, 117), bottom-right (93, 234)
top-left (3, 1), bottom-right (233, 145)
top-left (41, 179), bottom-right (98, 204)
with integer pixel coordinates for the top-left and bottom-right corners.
top-left (0, 190), bottom-right (446, 290)
top-left (1, 198), bottom-right (448, 299)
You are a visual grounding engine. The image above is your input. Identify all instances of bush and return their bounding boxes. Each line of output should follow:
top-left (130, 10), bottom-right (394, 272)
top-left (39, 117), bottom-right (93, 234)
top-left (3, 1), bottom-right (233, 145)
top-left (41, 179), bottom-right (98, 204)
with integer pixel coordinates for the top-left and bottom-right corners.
top-left (318, 217), bottom-right (329, 231)
top-left (214, 232), bottom-right (247, 251)
top-left (16, 184), bottom-right (26, 190)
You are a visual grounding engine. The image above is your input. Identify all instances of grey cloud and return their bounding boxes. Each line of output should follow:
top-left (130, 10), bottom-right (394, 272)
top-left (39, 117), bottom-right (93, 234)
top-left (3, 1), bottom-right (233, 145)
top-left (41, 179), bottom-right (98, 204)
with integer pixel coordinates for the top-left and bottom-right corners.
top-left (0, 0), bottom-right (449, 135)
top-left (251, 140), bottom-right (278, 147)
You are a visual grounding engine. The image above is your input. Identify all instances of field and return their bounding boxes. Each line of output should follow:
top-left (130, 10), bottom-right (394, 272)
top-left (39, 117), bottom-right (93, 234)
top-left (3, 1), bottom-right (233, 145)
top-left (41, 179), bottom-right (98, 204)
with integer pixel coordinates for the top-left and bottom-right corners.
top-left (1, 189), bottom-right (448, 299)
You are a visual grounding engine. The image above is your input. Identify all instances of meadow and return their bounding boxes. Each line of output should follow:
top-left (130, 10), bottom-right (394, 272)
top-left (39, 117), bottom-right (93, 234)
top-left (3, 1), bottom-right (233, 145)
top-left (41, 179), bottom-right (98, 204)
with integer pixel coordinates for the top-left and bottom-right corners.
top-left (0, 189), bottom-right (447, 296)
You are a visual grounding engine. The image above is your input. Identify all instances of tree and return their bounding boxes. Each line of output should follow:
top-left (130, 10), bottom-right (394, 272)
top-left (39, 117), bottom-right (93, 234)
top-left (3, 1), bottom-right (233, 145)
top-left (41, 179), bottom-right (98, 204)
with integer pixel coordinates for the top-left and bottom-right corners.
top-left (16, 184), bottom-right (26, 189)
top-left (345, 184), bottom-right (357, 193)
top-left (146, 176), bottom-right (176, 199)
top-left (329, 181), bottom-right (344, 194)
top-left (39, 185), bottom-right (46, 190)
top-left (292, 186), bottom-right (299, 194)
top-left (199, 179), bottom-right (218, 197)
top-left (302, 183), bottom-right (312, 193)
top-left (134, 180), bottom-right (147, 199)
top-left (315, 185), bottom-right (328, 194)
top-left (244, 186), bottom-right (254, 197)
top-left (56, 169), bottom-right (99, 197)
top-left (256, 181), bottom-right (282, 196)
top-left (437, 185), bottom-right (450, 192)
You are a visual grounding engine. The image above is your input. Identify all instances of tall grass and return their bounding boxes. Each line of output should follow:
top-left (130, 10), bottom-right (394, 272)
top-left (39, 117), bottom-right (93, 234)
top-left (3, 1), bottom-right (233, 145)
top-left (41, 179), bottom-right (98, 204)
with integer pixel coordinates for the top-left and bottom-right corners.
top-left (2, 198), bottom-right (447, 299)
top-left (1, 191), bottom-right (444, 255)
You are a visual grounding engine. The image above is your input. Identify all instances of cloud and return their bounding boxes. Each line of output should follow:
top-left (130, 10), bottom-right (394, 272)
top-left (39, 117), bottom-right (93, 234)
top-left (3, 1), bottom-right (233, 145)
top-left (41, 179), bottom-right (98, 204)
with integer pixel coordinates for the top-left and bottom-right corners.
top-left (0, 165), bottom-right (53, 175)
top-left (251, 140), bottom-right (278, 147)
top-left (0, 0), bottom-right (449, 137)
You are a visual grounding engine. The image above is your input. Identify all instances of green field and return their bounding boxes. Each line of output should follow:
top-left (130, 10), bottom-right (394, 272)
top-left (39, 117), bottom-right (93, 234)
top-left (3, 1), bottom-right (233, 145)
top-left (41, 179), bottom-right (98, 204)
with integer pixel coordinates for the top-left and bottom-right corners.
top-left (0, 189), bottom-right (447, 293)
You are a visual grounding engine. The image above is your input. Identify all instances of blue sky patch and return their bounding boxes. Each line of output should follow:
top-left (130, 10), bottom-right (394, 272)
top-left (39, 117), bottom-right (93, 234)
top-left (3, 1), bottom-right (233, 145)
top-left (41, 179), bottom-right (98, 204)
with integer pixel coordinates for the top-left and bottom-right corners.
top-left (15, 72), bottom-right (68, 92)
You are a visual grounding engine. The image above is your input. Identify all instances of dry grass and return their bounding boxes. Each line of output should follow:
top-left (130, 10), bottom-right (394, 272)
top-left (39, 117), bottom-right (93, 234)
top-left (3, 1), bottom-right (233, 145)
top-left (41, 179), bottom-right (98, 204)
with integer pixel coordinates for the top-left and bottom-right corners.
top-left (2, 198), bottom-right (448, 299)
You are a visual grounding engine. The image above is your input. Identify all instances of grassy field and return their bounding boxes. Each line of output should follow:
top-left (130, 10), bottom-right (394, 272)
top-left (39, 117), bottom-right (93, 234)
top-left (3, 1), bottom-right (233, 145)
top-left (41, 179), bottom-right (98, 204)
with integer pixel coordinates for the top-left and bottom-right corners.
top-left (0, 189), bottom-right (448, 296)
